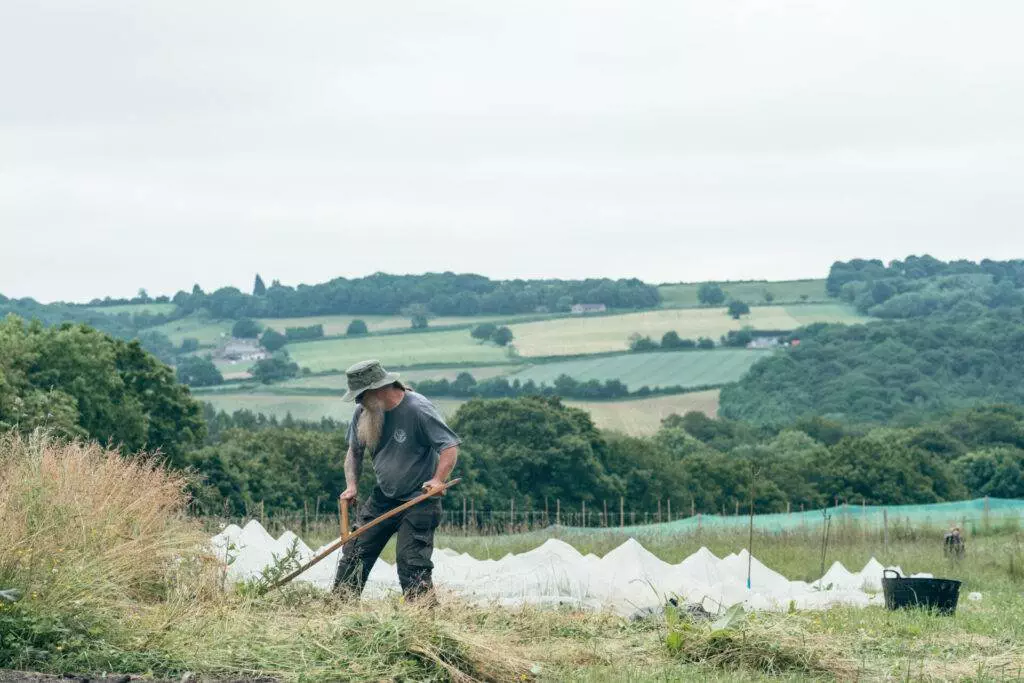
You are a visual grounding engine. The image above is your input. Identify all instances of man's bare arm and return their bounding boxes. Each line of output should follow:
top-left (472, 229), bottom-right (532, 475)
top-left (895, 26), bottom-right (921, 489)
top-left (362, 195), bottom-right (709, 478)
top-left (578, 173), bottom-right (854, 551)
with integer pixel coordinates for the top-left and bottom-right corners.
top-left (341, 446), bottom-right (361, 500)
top-left (422, 446), bottom-right (458, 492)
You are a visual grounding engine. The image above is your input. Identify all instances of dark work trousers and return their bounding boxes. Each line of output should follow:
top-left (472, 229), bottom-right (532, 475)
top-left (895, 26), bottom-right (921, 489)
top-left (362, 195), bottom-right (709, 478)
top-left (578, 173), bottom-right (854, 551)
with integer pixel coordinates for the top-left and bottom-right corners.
top-left (333, 486), bottom-right (441, 600)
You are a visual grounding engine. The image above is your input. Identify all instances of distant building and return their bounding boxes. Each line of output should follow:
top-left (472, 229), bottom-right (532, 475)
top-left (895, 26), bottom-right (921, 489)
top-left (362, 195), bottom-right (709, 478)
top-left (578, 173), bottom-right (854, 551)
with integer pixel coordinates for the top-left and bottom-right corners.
top-left (219, 339), bottom-right (270, 362)
top-left (571, 303), bottom-right (607, 314)
top-left (746, 336), bottom-right (781, 350)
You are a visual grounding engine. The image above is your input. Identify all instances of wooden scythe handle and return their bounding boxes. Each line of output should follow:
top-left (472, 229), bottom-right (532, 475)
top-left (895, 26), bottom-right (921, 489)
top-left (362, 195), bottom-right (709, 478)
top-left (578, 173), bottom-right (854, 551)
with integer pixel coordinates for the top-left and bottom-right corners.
top-left (340, 497), bottom-right (350, 542)
top-left (267, 478), bottom-right (461, 592)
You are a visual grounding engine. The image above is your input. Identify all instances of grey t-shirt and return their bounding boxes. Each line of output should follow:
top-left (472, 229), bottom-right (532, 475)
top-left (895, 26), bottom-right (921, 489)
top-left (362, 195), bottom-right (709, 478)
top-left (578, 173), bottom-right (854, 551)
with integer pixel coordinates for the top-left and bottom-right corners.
top-left (347, 391), bottom-right (462, 500)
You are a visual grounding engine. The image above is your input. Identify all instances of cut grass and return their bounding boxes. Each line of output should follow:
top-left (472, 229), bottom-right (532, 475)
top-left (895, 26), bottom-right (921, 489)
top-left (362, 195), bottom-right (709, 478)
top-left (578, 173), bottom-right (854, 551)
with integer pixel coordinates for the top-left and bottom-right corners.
top-left (508, 304), bottom-right (867, 357)
top-left (198, 390), bottom-right (720, 434)
top-left (514, 350), bottom-right (767, 390)
top-left (658, 280), bottom-right (829, 307)
top-left (286, 329), bottom-right (514, 372)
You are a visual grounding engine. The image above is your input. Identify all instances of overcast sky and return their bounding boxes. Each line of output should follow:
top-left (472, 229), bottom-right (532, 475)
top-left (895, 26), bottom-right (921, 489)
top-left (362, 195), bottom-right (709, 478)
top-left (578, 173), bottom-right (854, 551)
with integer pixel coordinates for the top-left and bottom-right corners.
top-left (3, 1), bottom-right (1023, 302)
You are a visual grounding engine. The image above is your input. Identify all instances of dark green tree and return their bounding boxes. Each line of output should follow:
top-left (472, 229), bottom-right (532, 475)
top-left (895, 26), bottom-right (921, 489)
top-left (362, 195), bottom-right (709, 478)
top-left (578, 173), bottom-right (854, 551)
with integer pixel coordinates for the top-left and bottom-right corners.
top-left (661, 330), bottom-right (684, 349)
top-left (727, 300), bottom-right (751, 319)
top-left (492, 326), bottom-right (514, 346)
top-left (232, 318), bottom-right (262, 338)
top-left (697, 283), bottom-right (726, 305)
top-left (251, 356), bottom-right (300, 383)
top-left (0, 316), bottom-right (204, 467)
top-left (628, 333), bottom-right (658, 352)
top-left (180, 337), bottom-right (200, 353)
top-left (253, 274), bottom-right (267, 296)
top-left (471, 323), bottom-right (498, 341)
top-left (346, 319), bottom-right (369, 336)
top-left (175, 355), bottom-right (224, 387)
top-left (260, 328), bottom-right (287, 352)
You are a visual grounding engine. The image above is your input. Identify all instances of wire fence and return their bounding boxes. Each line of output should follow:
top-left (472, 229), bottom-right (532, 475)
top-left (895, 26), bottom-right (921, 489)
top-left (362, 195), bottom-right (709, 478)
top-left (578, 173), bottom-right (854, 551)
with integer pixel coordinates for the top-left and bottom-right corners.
top-left (198, 496), bottom-right (1024, 543)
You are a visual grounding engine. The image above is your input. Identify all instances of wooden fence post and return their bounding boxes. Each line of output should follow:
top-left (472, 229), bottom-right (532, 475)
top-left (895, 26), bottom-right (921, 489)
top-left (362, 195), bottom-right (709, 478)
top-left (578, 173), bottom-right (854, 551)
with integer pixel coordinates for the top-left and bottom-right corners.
top-left (582, 500), bottom-right (586, 527)
top-left (667, 498), bottom-right (672, 521)
top-left (883, 508), bottom-right (889, 553)
top-left (735, 500), bottom-right (739, 516)
top-left (556, 499), bottom-right (561, 526)
top-left (509, 498), bottom-right (515, 534)
top-left (462, 496), bottom-right (467, 532)
top-left (657, 498), bottom-right (662, 523)
top-left (691, 498), bottom-right (695, 518)
top-left (603, 499), bottom-right (608, 527)
top-left (619, 496), bottom-right (624, 527)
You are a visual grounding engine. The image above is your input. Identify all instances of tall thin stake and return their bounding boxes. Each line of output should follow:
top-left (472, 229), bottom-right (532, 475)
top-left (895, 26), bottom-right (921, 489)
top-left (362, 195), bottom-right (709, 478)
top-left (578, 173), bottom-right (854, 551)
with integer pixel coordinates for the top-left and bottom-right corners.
top-left (747, 465), bottom-right (756, 590)
top-left (819, 510), bottom-right (832, 581)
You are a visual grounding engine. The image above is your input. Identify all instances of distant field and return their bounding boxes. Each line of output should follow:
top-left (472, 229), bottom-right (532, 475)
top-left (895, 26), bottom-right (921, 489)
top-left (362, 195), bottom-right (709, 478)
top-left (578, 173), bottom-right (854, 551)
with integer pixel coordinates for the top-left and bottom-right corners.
top-left (214, 358), bottom-right (256, 380)
top-left (199, 390), bottom-right (717, 435)
top-left (286, 329), bottom-right (513, 372)
top-left (508, 304), bottom-right (865, 356)
top-left (657, 280), bottom-right (828, 307)
top-left (147, 315), bottom-right (233, 347)
top-left (257, 313), bottom-right (532, 337)
top-left (199, 393), bottom-right (466, 423)
top-left (566, 390), bottom-right (720, 434)
top-left (274, 365), bottom-right (515, 390)
top-left (86, 303), bottom-right (178, 316)
top-left (198, 389), bottom-right (717, 435)
top-left (513, 350), bottom-right (769, 390)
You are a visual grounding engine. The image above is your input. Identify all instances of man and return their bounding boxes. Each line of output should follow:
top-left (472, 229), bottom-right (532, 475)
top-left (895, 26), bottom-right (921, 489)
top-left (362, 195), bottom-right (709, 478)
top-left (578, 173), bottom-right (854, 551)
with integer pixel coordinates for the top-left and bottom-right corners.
top-left (333, 359), bottom-right (460, 600)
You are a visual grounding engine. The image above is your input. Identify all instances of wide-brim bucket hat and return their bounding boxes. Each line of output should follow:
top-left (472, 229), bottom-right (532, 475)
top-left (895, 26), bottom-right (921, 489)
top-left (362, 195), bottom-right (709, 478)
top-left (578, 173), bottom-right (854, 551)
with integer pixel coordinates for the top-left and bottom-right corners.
top-left (341, 359), bottom-right (401, 402)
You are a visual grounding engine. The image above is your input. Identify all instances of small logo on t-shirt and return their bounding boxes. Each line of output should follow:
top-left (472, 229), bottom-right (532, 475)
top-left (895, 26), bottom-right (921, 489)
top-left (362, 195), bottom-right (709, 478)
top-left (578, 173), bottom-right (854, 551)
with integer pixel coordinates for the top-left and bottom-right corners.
top-left (393, 428), bottom-right (408, 444)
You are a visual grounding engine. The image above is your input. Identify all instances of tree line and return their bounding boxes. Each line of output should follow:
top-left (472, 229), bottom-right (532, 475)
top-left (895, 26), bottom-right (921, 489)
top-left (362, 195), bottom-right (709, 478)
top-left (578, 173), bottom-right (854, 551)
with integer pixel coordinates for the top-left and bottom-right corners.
top-left (413, 372), bottom-right (714, 401)
top-left (171, 272), bottom-right (661, 318)
top-left (826, 255), bottom-right (1024, 318)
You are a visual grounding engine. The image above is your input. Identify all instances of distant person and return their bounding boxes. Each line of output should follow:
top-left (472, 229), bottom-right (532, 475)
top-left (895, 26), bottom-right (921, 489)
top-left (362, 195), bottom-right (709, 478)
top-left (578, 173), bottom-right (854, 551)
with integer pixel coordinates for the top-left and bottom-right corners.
top-left (943, 526), bottom-right (965, 559)
top-left (333, 359), bottom-right (461, 601)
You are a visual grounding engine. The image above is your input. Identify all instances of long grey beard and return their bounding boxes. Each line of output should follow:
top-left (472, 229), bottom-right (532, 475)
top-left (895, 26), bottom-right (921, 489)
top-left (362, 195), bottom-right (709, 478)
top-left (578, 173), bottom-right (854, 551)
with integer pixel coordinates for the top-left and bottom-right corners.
top-left (356, 404), bottom-right (385, 456)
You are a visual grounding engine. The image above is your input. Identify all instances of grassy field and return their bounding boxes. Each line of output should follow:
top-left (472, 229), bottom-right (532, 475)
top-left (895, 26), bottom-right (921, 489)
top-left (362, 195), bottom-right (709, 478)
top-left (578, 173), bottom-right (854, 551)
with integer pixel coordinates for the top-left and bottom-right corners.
top-left (514, 350), bottom-right (767, 390)
top-left (7, 435), bottom-right (1023, 682)
top-left (213, 357), bottom-right (256, 380)
top-left (257, 313), bottom-right (533, 336)
top-left (508, 303), bottom-right (866, 356)
top-left (658, 279), bottom-right (829, 307)
top-left (565, 390), bottom-right (720, 433)
top-left (286, 329), bottom-right (514, 371)
top-left (199, 390), bottom-right (720, 433)
top-left (147, 315), bottom-right (233, 347)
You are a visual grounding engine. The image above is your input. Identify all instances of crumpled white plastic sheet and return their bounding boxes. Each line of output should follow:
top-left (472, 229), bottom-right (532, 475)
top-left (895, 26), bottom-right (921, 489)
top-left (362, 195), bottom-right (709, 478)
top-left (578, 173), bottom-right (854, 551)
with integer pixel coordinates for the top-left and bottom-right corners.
top-left (211, 520), bottom-right (933, 616)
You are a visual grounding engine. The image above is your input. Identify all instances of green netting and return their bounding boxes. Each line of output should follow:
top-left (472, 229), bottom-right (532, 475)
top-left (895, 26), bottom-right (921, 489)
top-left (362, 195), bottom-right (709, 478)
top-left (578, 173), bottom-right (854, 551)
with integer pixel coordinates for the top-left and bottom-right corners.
top-left (571, 498), bottom-right (1024, 535)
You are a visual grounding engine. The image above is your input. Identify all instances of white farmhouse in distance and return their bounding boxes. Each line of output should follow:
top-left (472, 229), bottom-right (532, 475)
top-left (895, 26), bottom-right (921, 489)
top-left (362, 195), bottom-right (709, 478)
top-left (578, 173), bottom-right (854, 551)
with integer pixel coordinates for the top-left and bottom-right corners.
top-left (571, 303), bottom-right (607, 314)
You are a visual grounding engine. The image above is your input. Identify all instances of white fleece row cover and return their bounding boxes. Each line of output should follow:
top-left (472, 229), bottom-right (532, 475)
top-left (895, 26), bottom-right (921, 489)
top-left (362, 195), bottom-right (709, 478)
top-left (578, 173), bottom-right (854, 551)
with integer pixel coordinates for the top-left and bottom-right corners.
top-left (211, 520), bottom-right (933, 616)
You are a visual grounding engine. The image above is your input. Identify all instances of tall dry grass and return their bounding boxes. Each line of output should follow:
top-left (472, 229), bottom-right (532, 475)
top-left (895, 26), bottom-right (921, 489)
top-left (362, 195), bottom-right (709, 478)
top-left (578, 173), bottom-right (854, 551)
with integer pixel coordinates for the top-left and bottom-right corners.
top-left (0, 431), bottom-right (211, 609)
top-left (0, 433), bottom-right (533, 681)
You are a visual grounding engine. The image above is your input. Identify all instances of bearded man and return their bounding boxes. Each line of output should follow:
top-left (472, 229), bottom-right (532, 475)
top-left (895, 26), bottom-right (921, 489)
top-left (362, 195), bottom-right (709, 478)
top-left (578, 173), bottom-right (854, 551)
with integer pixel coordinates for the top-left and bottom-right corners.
top-left (333, 359), bottom-right (460, 600)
